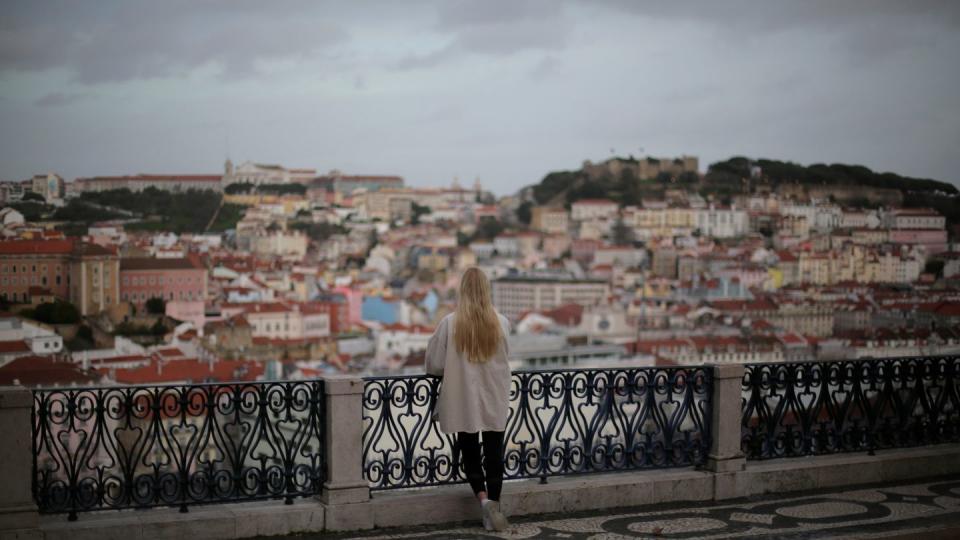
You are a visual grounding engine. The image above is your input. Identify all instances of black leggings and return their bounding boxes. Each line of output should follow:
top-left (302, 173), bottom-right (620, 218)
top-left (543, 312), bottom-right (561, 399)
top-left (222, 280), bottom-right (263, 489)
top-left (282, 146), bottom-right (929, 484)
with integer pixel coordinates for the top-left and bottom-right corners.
top-left (457, 430), bottom-right (504, 501)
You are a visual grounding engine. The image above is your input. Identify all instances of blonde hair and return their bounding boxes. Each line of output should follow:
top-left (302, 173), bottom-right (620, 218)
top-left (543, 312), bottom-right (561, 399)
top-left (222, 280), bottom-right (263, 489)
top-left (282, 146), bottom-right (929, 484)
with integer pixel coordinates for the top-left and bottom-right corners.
top-left (453, 267), bottom-right (503, 363)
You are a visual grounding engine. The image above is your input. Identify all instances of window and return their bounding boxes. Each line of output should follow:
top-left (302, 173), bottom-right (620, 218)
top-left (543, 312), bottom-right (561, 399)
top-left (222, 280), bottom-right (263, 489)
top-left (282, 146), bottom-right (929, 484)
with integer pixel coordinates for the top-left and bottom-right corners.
top-left (31, 265), bottom-right (36, 272)
top-left (55, 276), bottom-right (61, 285)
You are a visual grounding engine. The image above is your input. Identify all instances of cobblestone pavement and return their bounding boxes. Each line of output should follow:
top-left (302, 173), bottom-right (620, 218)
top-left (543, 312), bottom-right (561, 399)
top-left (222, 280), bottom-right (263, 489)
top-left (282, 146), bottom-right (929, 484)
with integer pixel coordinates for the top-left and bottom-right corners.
top-left (304, 476), bottom-right (960, 540)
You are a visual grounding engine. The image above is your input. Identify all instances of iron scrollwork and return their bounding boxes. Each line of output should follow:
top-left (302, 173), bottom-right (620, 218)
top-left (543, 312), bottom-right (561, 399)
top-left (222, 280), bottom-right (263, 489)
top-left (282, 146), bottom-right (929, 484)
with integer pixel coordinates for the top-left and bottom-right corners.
top-left (33, 380), bottom-right (326, 519)
top-left (741, 356), bottom-right (960, 460)
top-left (362, 367), bottom-right (712, 490)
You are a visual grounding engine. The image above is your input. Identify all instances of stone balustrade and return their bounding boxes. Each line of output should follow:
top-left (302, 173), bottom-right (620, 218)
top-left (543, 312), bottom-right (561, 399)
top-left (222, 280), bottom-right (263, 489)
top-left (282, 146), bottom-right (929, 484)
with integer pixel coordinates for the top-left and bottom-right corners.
top-left (1, 356), bottom-right (958, 539)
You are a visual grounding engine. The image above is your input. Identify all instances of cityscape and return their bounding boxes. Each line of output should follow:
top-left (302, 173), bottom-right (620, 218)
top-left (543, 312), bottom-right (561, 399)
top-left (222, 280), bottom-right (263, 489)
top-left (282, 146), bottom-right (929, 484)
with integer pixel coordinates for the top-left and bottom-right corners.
top-left (2, 2), bottom-right (960, 539)
top-left (1, 154), bottom-right (958, 386)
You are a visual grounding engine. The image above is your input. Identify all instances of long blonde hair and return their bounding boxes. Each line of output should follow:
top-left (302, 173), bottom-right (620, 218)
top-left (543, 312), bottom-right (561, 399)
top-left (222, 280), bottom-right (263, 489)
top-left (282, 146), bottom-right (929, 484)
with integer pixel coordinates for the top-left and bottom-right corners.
top-left (454, 267), bottom-right (503, 363)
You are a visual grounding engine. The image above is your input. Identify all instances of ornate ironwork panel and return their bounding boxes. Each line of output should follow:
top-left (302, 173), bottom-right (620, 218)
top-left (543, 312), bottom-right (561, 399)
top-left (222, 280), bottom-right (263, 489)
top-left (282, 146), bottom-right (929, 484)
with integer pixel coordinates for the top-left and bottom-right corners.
top-left (33, 380), bottom-right (326, 519)
top-left (741, 356), bottom-right (960, 460)
top-left (363, 367), bottom-right (712, 490)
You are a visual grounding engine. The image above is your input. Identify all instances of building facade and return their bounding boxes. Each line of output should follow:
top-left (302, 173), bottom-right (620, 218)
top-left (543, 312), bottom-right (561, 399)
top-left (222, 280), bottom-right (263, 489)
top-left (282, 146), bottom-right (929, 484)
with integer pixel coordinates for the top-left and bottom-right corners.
top-left (0, 239), bottom-right (119, 315)
top-left (119, 258), bottom-right (208, 307)
top-left (492, 276), bottom-right (610, 320)
top-left (74, 174), bottom-right (223, 193)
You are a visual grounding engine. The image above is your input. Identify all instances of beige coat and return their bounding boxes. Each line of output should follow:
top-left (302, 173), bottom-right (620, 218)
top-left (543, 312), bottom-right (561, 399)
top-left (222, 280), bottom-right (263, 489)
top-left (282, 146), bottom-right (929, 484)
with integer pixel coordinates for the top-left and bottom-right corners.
top-left (425, 312), bottom-right (512, 434)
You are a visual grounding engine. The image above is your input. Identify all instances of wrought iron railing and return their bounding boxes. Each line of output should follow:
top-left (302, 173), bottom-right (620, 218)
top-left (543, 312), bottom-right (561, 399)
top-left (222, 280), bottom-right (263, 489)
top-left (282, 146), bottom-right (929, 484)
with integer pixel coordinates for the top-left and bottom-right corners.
top-left (33, 380), bottom-right (326, 520)
top-left (362, 367), bottom-right (712, 490)
top-left (741, 356), bottom-right (960, 460)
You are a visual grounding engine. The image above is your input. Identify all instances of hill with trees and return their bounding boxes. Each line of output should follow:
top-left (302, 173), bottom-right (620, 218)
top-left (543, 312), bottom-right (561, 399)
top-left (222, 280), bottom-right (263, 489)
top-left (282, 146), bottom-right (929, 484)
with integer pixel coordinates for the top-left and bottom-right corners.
top-left (523, 156), bottom-right (959, 225)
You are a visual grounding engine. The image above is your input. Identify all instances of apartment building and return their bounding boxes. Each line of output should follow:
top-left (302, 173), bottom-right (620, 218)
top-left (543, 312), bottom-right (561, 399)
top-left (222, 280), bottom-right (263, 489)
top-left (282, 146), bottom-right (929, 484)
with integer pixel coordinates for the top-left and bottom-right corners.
top-left (0, 239), bottom-right (119, 315)
top-left (220, 301), bottom-right (332, 340)
top-left (30, 173), bottom-right (65, 201)
top-left (531, 207), bottom-right (569, 234)
top-left (492, 276), bottom-right (610, 320)
top-left (311, 172), bottom-right (405, 194)
top-left (119, 258), bottom-right (208, 306)
top-left (223, 160), bottom-right (316, 186)
top-left (74, 174), bottom-right (223, 193)
top-left (694, 205), bottom-right (749, 238)
top-left (570, 199), bottom-right (618, 222)
top-left (882, 208), bottom-right (946, 230)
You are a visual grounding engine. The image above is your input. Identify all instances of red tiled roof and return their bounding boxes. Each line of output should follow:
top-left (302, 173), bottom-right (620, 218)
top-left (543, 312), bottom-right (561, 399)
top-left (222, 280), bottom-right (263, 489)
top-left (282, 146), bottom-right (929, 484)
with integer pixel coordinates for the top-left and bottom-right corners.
top-left (0, 340), bottom-right (31, 353)
top-left (121, 257), bottom-right (202, 271)
top-left (0, 356), bottom-right (101, 386)
top-left (109, 358), bottom-right (264, 384)
top-left (543, 304), bottom-right (585, 326)
top-left (572, 199), bottom-right (617, 206)
top-left (77, 174), bottom-right (221, 183)
top-left (382, 323), bottom-right (434, 333)
top-left (0, 239), bottom-right (75, 255)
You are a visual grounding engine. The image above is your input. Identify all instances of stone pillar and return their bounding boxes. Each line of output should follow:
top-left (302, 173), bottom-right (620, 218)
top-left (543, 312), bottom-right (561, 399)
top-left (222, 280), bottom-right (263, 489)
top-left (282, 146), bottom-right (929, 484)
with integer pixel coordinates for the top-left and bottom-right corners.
top-left (705, 363), bottom-right (746, 473)
top-left (0, 386), bottom-right (40, 532)
top-left (318, 375), bottom-right (372, 531)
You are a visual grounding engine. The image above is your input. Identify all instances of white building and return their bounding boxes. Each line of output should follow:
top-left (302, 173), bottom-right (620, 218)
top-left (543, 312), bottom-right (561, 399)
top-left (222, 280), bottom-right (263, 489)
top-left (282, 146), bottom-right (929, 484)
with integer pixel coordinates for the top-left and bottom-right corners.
top-left (375, 323), bottom-right (433, 362)
top-left (571, 199), bottom-right (619, 222)
top-left (30, 173), bottom-right (65, 202)
top-left (224, 160), bottom-right (316, 186)
top-left (0, 315), bottom-right (64, 367)
top-left (695, 205), bottom-right (748, 238)
top-left (882, 208), bottom-right (946, 230)
top-left (492, 276), bottom-right (610, 320)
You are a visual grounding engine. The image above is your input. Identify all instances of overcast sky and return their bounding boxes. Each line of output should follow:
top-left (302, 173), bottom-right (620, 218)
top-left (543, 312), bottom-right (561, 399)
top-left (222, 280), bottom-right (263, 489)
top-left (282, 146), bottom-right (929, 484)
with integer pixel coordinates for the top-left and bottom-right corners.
top-left (1, 1), bottom-right (958, 194)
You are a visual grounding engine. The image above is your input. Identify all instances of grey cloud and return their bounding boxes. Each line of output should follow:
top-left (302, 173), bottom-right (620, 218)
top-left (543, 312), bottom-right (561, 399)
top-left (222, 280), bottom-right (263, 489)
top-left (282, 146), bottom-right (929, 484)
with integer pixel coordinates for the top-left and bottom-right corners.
top-left (395, 4), bottom-right (570, 71)
top-left (529, 55), bottom-right (559, 80)
top-left (437, 0), bottom-right (562, 27)
top-left (1, 0), bottom-right (349, 83)
top-left (34, 92), bottom-right (89, 107)
top-left (600, 0), bottom-right (960, 63)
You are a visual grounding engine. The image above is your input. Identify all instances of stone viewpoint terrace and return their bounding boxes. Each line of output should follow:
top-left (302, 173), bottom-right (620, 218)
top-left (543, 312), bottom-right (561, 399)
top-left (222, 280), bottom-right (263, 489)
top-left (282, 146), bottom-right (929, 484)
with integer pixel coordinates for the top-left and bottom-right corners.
top-left (1, 356), bottom-right (959, 539)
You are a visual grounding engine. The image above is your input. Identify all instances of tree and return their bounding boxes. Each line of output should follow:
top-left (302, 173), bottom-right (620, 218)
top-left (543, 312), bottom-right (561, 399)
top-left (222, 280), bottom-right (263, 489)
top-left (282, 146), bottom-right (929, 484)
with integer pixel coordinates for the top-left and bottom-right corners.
top-left (655, 172), bottom-right (673, 184)
top-left (224, 182), bottom-right (256, 194)
top-left (366, 228), bottom-right (379, 255)
top-left (151, 319), bottom-right (167, 336)
top-left (515, 201), bottom-right (533, 225)
top-left (146, 297), bottom-right (166, 315)
top-left (411, 202), bottom-right (432, 225)
top-left (28, 300), bottom-right (81, 325)
top-left (612, 216), bottom-right (634, 246)
top-left (475, 218), bottom-right (504, 241)
top-left (22, 192), bottom-right (46, 202)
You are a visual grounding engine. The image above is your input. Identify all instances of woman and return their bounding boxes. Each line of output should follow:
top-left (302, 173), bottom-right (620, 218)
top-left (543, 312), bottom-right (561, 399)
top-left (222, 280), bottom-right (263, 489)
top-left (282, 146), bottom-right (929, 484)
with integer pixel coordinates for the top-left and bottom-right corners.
top-left (426, 267), bottom-right (512, 532)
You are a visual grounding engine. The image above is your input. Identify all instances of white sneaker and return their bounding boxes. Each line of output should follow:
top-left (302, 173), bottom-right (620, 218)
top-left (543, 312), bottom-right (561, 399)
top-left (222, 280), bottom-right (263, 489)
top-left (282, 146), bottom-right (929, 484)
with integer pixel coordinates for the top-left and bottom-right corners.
top-left (482, 500), bottom-right (509, 532)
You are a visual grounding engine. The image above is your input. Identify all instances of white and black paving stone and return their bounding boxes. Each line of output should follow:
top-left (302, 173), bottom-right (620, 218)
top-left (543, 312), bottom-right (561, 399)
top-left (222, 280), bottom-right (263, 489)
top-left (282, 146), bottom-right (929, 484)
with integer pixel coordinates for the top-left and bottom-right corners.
top-left (286, 475), bottom-right (960, 539)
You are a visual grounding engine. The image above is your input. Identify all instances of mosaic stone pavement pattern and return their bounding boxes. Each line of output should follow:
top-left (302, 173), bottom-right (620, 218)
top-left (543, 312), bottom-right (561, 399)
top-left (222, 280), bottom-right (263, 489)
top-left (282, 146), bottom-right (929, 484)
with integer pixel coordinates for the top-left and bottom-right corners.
top-left (305, 476), bottom-right (960, 540)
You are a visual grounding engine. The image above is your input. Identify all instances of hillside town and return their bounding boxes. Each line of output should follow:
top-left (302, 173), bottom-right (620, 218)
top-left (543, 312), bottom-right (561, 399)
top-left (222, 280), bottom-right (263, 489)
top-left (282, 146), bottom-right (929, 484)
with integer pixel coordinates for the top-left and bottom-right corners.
top-left (2, 156), bottom-right (959, 387)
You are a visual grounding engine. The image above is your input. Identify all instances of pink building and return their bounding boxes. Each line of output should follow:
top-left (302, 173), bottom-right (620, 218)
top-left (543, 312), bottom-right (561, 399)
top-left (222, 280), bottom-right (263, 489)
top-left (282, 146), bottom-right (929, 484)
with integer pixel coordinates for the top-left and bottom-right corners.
top-left (120, 258), bottom-right (207, 308)
top-left (888, 229), bottom-right (948, 255)
top-left (332, 286), bottom-right (363, 324)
